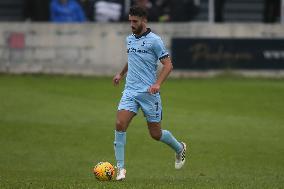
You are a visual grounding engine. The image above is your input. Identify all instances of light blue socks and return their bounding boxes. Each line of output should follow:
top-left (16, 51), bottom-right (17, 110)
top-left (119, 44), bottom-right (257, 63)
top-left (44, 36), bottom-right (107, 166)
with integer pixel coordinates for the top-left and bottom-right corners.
top-left (160, 130), bottom-right (183, 154)
top-left (114, 130), bottom-right (126, 169)
top-left (115, 130), bottom-right (181, 169)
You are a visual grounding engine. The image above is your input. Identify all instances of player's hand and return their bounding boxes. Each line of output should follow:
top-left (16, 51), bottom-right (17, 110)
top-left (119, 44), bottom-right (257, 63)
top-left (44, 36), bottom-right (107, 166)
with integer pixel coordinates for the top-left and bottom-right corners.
top-left (113, 74), bottom-right (122, 86)
top-left (148, 84), bottom-right (160, 94)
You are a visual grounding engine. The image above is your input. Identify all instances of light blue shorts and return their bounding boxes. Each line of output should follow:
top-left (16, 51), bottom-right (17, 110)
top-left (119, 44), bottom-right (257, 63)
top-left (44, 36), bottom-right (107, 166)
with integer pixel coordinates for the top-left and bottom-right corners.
top-left (118, 90), bottom-right (162, 123)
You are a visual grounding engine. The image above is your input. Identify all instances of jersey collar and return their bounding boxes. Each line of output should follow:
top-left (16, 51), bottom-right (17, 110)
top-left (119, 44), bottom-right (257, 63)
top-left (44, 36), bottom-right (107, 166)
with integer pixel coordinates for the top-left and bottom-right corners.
top-left (134, 28), bottom-right (151, 39)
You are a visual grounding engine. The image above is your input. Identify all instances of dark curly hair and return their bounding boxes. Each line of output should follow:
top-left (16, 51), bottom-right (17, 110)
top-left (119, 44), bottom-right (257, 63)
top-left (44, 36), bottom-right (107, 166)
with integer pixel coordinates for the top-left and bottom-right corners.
top-left (129, 6), bottom-right (148, 18)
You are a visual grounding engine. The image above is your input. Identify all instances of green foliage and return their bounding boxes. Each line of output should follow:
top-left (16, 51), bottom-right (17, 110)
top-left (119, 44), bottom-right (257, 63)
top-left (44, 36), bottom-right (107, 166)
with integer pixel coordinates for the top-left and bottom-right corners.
top-left (0, 75), bottom-right (284, 188)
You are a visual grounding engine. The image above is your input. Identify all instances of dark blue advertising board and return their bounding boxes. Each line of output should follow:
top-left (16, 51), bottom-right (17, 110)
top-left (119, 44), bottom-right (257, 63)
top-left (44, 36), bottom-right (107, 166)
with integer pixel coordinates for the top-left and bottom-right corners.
top-left (171, 38), bottom-right (284, 70)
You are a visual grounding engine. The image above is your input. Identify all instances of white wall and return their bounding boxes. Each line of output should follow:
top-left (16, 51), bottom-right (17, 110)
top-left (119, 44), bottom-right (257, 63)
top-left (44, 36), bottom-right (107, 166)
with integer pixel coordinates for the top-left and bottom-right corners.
top-left (0, 22), bottom-right (284, 76)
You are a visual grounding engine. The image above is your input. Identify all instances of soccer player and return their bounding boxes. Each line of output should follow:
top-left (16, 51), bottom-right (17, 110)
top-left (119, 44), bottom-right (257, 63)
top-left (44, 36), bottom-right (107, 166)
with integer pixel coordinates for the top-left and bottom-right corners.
top-left (112, 6), bottom-right (187, 181)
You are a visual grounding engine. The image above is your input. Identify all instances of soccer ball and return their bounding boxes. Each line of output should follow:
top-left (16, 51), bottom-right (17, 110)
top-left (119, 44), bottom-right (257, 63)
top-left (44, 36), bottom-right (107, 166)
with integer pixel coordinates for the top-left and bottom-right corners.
top-left (93, 162), bottom-right (115, 181)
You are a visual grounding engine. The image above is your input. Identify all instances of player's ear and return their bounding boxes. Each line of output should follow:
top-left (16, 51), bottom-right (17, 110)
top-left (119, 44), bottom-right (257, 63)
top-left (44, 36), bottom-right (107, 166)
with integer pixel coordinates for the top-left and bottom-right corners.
top-left (142, 17), bottom-right (147, 23)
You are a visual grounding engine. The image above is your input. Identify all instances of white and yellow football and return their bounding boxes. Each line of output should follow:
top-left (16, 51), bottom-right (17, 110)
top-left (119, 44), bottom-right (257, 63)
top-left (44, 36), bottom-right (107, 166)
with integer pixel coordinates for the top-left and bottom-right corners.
top-left (93, 162), bottom-right (115, 181)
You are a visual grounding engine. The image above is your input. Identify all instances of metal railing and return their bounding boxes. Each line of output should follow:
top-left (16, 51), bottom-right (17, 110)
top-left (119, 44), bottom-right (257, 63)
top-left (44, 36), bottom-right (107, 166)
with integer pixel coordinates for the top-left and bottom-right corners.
top-left (208, 0), bottom-right (284, 24)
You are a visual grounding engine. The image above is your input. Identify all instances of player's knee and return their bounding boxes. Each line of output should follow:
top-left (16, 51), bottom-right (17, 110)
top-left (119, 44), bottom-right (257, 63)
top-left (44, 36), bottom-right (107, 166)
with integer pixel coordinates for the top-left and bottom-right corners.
top-left (116, 120), bottom-right (127, 132)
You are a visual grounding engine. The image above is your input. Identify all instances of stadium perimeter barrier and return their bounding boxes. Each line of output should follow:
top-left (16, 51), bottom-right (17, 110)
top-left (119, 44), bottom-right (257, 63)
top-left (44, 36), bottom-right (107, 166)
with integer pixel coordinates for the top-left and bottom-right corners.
top-left (0, 22), bottom-right (284, 77)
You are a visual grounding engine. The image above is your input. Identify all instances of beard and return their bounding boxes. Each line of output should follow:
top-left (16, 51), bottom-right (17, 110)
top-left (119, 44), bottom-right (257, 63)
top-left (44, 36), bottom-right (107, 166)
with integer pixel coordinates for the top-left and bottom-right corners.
top-left (132, 24), bottom-right (143, 35)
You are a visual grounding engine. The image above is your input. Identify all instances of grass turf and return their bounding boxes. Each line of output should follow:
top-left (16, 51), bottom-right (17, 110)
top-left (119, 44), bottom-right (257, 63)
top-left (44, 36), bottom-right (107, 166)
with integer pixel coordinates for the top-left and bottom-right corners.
top-left (0, 74), bottom-right (283, 188)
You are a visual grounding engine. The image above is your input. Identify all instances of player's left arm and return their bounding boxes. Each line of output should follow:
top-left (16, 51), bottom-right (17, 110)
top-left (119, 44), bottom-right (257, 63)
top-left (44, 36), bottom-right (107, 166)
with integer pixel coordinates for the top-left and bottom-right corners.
top-left (148, 57), bottom-right (173, 94)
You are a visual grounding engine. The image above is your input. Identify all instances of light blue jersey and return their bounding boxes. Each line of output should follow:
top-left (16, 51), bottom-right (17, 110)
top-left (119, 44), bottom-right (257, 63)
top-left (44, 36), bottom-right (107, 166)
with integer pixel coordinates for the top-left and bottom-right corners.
top-left (118, 28), bottom-right (169, 122)
top-left (125, 28), bottom-right (169, 92)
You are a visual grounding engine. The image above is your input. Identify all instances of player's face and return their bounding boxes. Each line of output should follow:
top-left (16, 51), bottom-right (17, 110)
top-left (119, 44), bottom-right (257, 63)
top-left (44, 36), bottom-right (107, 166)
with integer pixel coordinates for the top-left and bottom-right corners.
top-left (129, 15), bottom-right (146, 35)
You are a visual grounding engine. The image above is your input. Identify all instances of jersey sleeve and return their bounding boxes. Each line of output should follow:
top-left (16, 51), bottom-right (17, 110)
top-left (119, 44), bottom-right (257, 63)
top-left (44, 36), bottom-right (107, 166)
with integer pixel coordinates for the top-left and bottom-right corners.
top-left (152, 38), bottom-right (169, 60)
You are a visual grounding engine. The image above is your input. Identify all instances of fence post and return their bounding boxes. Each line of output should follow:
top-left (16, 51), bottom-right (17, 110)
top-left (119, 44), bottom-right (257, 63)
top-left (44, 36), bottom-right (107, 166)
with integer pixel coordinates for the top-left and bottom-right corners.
top-left (281, 0), bottom-right (284, 24)
top-left (209, 0), bottom-right (215, 23)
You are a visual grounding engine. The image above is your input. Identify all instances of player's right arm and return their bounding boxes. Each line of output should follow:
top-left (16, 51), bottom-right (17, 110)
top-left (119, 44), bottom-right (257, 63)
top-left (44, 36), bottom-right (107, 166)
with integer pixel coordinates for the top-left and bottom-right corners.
top-left (113, 63), bottom-right (128, 86)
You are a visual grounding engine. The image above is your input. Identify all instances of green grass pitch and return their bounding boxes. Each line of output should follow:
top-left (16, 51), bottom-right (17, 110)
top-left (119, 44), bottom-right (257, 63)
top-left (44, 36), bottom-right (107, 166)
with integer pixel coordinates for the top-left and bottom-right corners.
top-left (0, 74), bottom-right (284, 188)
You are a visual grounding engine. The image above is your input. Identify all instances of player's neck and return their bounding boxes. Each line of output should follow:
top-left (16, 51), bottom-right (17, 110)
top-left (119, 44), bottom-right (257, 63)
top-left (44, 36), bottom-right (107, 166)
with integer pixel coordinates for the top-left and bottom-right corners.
top-left (138, 27), bottom-right (147, 36)
top-left (134, 27), bottom-right (149, 39)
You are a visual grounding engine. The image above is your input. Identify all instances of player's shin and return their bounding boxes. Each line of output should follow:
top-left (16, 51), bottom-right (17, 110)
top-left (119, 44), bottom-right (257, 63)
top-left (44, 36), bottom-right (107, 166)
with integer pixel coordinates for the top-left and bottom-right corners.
top-left (114, 130), bottom-right (126, 169)
top-left (160, 130), bottom-right (183, 153)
